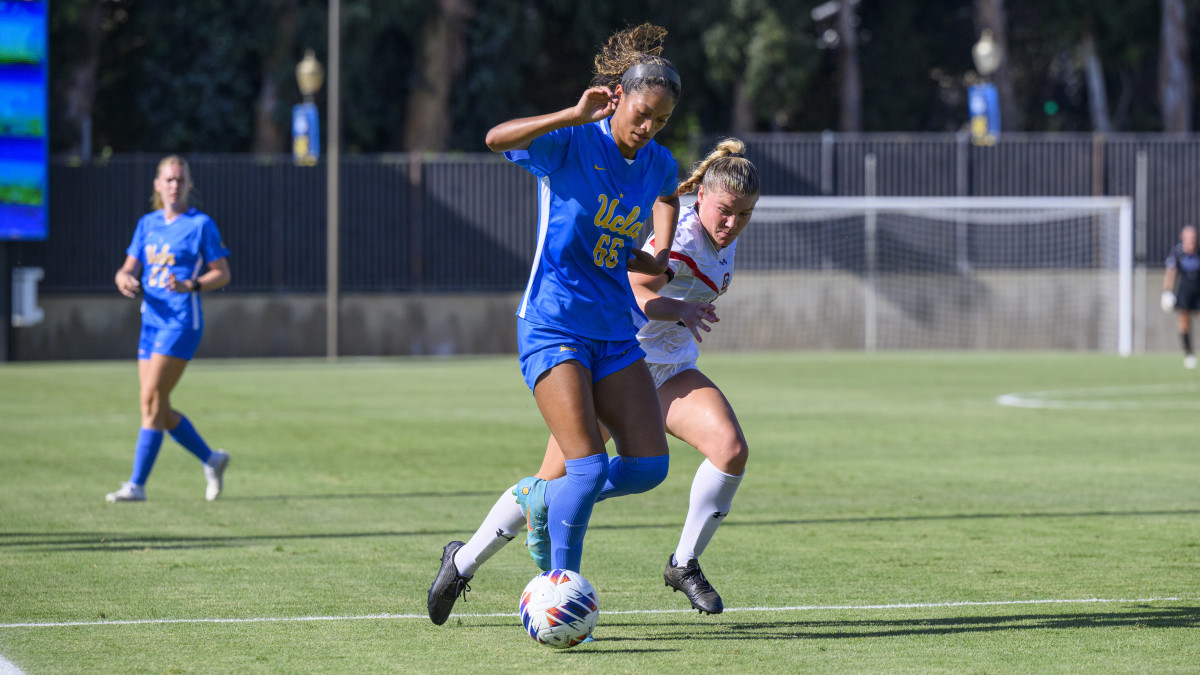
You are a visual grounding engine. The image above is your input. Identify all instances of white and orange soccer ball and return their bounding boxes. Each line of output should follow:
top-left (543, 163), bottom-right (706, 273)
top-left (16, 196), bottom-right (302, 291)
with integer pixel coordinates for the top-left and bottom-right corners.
top-left (518, 569), bottom-right (599, 648)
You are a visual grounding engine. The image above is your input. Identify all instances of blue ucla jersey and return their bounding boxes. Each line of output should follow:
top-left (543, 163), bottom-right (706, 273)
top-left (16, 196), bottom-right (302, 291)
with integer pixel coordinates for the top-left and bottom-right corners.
top-left (126, 208), bottom-right (230, 330)
top-left (505, 118), bottom-right (678, 340)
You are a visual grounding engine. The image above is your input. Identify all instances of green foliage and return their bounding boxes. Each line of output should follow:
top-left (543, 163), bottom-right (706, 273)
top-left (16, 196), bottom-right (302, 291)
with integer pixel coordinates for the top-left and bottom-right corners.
top-left (858, 0), bottom-right (975, 132)
top-left (47, 0), bottom-right (1200, 152)
top-left (338, 0), bottom-right (435, 152)
top-left (697, 0), bottom-right (819, 130)
top-left (1, 353), bottom-right (1199, 671)
top-left (1006, 0), bottom-right (1163, 131)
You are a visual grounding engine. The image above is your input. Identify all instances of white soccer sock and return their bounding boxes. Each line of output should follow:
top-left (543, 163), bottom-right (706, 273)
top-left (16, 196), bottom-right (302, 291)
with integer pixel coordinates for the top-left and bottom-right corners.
top-left (674, 459), bottom-right (742, 566)
top-left (455, 484), bottom-right (526, 577)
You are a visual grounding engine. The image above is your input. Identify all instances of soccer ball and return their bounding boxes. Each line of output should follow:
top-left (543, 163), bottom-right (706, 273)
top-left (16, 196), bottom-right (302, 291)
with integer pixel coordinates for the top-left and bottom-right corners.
top-left (518, 569), bottom-right (599, 648)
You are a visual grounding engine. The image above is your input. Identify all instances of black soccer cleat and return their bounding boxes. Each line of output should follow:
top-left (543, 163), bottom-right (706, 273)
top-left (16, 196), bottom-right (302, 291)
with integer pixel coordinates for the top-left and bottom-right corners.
top-left (663, 554), bottom-right (724, 615)
top-left (427, 541), bottom-right (472, 625)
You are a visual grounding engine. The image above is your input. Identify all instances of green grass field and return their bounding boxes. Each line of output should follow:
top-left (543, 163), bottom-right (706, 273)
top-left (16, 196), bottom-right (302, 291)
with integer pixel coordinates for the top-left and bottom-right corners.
top-left (2, 352), bottom-right (1198, 673)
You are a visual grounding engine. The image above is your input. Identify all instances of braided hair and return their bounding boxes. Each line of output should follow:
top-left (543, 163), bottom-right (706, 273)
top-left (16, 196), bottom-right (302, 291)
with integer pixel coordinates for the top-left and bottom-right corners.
top-left (591, 24), bottom-right (681, 101)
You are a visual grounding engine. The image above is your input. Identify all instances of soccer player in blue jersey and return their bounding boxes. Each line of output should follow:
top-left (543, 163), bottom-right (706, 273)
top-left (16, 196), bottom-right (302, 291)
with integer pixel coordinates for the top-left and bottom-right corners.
top-left (429, 24), bottom-right (682, 598)
top-left (429, 140), bottom-right (759, 625)
top-left (105, 155), bottom-right (232, 503)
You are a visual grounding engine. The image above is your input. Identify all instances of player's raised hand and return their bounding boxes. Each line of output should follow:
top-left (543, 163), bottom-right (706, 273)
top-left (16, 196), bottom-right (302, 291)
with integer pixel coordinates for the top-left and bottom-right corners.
top-left (573, 86), bottom-right (618, 124)
top-left (115, 270), bottom-right (141, 298)
top-left (679, 302), bottom-right (719, 343)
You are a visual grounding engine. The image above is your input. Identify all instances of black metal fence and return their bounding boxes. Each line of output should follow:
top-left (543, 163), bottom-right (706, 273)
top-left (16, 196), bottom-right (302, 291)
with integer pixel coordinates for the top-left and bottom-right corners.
top-left (14, 133), bottom-right (1200, 294)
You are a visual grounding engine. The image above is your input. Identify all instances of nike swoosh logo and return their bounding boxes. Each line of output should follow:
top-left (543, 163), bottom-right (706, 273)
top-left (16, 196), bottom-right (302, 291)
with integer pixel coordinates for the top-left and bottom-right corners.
top-left (561, 520), bottom-right (586, 528)
top-left (594, 164), bottom-right (606, 171)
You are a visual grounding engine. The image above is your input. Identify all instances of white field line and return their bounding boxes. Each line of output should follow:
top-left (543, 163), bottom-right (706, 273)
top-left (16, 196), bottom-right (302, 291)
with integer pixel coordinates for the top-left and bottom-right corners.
top-left (0, 654), bottom-right (25, 675)
top-left (996, 383), bottom-right (1200, 410)
top-left (0, 596), bottom-right (1185, 629)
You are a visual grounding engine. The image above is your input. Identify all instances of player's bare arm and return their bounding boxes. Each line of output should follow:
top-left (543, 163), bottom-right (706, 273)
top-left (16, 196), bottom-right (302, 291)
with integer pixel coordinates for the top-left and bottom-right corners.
top-left (628, 193), bottom-right (680, 276)
top-left (485, 87), bottom-right (618, 152)
top-left (114, 255), bottom-right (143, 298)
top-left (630, 271), bottom-right (718, 342)
top-left (166, 257), bottom-right (231, 294)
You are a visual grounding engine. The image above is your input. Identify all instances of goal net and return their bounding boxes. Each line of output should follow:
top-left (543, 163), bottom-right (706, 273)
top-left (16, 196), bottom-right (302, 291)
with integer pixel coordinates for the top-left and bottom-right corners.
top-left (695, 196), bottom-right (1133, 354)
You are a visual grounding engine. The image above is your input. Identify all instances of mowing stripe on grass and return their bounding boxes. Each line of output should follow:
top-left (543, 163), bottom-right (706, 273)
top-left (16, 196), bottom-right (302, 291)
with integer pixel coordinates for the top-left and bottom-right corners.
top-left (0, 596), bottom-right (1185, 629)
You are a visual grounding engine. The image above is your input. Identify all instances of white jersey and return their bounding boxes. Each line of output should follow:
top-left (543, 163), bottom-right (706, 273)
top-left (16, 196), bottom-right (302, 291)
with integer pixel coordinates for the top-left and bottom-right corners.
top-left (637, 205), bottom-right (737, 364)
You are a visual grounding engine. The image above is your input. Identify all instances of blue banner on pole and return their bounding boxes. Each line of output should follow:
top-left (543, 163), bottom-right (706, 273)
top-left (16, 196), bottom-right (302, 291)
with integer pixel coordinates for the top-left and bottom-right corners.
top-left (292, 102), bottom-right (319, 165)
top-left (967, 83), bottom-right (1000, 146)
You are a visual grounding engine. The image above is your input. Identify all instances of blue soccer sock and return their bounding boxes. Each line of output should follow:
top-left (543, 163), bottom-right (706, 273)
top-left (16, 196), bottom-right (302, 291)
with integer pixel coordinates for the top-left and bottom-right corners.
top-left (168, 415), bottom-right (213, 463)
top-left (596, 454), bottom-right (670, 502)
top-left (129, 428), bottom-right (164, 486)
top-left (543, 453), bottom-right (609, 572)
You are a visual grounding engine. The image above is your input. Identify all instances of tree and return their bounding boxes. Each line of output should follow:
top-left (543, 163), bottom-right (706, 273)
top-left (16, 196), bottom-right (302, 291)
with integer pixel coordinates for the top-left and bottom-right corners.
top-left (857, 0), bottom-right (976, 132)
top-left (1009, 0), bottom-right (1164, 132)
top-left (837, 0), bottom-right (862, 131)
top-left (1157, 0), bottom-right (1192, 131)
top-left (1080, 28), bottom-right (1112, 132)
top-left (403, 0), bottom-right (474, 152)
top-left (252, 0), bottom-right (301, 153)
top-left (697, 0), bottom-right (819, 135)
top-left (46, 0), bottom-right (1196, 152)
top-left (49, 0), bottom-right (107, 156)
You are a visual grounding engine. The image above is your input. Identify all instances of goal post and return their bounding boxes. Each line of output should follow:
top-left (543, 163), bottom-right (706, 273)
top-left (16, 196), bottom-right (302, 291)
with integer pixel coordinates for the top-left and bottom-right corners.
top-left (688, 195), bottom-right (1134, 355)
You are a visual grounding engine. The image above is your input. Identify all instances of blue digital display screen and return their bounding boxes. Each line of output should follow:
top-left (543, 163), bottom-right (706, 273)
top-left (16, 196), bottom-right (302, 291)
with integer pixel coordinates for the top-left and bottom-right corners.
top-left (0, 0), bottom-right (48, 241)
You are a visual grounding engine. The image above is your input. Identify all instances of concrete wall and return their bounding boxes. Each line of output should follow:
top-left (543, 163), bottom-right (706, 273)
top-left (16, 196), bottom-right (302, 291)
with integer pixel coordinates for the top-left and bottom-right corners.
top-left (10, 271), bottom-right (1181, 361)
top-left (13, 293), bottom-right (522, 361)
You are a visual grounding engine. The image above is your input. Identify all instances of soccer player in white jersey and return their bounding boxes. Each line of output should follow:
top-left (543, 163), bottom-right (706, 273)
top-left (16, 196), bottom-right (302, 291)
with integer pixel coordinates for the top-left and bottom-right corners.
top-left (429, 139), bottom-right (758, 622)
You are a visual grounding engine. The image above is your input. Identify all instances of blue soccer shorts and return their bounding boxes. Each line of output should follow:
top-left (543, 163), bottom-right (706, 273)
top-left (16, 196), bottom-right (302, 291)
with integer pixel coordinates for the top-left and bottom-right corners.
top-left (138, 324), bottom-right (203, 361)
top-left (517, 320), bottom-right (645, 392)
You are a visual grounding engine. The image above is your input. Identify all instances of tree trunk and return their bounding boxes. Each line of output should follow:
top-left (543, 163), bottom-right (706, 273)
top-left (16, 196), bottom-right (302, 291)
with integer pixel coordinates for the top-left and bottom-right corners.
top-left (403, 0), bottom-right (474, 152)
top-left (252, 0), bottom-right (299, 154)
top-left (1158, 0), bottom-right (1192, 132)
top-left (730, 77), bottom-right (755, 135)
top-left (60, 1), bottom-right (103, 158)
top-left (974, 0), bottom-right (1018, 131)
top-left (837, 0), bottom-right (862, 132)
top-left (1081, 29), bottom-right (1112, 132)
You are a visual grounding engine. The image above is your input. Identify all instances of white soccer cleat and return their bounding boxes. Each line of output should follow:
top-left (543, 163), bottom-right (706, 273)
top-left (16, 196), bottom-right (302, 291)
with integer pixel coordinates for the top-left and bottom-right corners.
top-left (204, 450), bottom-right (230, 501)
top-left (1185, 355), bottom-right (1197, 370)
top-left (106, 482), bottom-right (146, 503)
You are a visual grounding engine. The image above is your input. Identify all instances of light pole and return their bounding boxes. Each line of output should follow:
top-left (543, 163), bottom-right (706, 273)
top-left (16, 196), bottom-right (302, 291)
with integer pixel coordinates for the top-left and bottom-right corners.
top-left (326, 0), bottom-right (341, 361)
top-left (290, 42), bottom-right (338, 359)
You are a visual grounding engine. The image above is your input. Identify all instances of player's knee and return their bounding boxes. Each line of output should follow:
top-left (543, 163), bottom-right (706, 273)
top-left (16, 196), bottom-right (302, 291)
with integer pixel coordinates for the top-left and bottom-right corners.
top-left (614, 454), bottom-right (670, 496)
top-left (705, 428), bottom-right (749, 475)
top-left (139, 390), bottom-right (159, 416)
top-left (139, 390), bottom-right (170, 428)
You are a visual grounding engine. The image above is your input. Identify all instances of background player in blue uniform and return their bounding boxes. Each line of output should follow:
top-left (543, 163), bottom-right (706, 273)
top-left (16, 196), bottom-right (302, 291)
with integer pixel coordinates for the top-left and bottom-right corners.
top-left (1162, 224), bottom-right (1200, 369)
top-left (106, 155), bottom-right (232, 503)
top-left (429, 23), bottom-right (682, 597)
